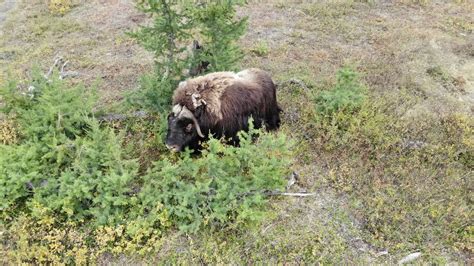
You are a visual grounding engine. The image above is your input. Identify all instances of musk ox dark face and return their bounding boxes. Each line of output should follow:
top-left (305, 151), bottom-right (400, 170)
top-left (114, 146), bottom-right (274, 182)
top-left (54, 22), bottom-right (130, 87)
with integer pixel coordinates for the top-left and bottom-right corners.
top-left (165, 115), bottom-right (197, 152)
top-left (165, 105), bottom-right (204, 152)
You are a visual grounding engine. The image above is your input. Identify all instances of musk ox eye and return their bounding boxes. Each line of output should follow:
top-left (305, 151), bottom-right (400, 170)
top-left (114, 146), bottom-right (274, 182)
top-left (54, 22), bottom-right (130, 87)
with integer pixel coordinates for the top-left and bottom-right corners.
top-left (185, 123), bottom-right (193, 133)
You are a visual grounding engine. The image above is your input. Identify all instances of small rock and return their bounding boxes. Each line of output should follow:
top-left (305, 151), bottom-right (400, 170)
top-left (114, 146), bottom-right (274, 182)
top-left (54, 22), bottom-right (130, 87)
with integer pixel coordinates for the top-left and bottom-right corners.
top-left (398, 252), bottom-right (422, 264)
top-left (286, 171), bottom-right (299, 190)
top-left (403, 139), bottom-right (426, 149)
top-left (25, 181), bottom-right (34, 190)
top-left (40, 179), bottom-right (49, 187)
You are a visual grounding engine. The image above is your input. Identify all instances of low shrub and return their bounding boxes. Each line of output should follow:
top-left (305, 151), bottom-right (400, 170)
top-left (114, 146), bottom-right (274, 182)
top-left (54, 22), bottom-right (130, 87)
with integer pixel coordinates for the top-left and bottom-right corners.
top-left (0, 73), bottom-right (293, 263)
top-left (136, 122), bottom-right (292, 233)
top-left (47, 0), bottom-right (72, 15)
top-left (313, 67), bottom-right (366, 117)
top-left (0, 119), bottom-right (17, 145)
top-left (2, 212), bottom-right (91, 264)
top-left (251, 41), bottom-right (270, 57)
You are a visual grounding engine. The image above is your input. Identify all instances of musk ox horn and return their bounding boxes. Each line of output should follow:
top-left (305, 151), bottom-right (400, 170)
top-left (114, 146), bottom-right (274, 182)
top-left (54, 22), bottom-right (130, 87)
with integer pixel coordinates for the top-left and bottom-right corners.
top-left (173, 104), bottom-right (205, 138)
top-left (172, 104), bottom-right (183, 115)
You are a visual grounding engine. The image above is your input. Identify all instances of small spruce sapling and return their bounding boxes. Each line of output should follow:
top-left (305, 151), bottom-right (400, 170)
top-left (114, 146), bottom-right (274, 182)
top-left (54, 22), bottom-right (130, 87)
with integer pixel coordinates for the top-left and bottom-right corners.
top-left (128, 0), bottom-right (247, 112)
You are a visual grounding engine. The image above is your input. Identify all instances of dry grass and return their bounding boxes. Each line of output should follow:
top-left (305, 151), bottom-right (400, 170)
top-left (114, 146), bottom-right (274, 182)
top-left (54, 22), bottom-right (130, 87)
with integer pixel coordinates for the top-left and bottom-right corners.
top-left (238, 0), bottom-right (473, 113)
top-left (0, 0), bottom-right (152, 106)
top-left (237, 0), bottom-right (473, 262)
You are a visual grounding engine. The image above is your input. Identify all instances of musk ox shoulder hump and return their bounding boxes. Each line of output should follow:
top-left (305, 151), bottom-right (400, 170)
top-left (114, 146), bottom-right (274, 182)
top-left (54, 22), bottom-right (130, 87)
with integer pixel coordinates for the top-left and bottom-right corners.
top-left (172, 69), bottom-right (273, 120)
top-left (237, 68), bottom-right (273, 86)
top-left (172, 71), bottom-right (241, 118)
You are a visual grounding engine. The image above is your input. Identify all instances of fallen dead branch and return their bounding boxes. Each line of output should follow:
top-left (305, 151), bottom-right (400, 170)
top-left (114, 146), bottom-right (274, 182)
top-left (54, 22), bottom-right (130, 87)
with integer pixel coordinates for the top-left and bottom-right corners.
top-left (44, 56), bottom-right (79, 81)
top-left (238, 189), bottom-right (317, 199)
top-left (398, 252), bottom-right (422, 264)
top-left (97, 110), bottom-right (150, 122)
top-left (266, 191), bottom-right (318, 197)
top-left (22, 56), bottom-right (79, 99)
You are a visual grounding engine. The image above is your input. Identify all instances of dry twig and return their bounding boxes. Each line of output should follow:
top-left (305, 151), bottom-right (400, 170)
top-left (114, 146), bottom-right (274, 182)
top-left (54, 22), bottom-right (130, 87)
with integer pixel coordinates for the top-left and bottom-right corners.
top-left (44, 56), bottom-right (79, 81)
top-left (97, 110), bottom-right (150, 122)
top-left (268, 191), bottom-right (317, 197)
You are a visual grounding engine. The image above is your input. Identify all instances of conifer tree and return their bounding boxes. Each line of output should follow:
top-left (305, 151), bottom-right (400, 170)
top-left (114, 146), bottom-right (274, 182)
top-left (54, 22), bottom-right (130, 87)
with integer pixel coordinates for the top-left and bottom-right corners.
top-left (129, 0), bottom-right (247, 112)
top-left (192, 1), bottom-right (247, 72)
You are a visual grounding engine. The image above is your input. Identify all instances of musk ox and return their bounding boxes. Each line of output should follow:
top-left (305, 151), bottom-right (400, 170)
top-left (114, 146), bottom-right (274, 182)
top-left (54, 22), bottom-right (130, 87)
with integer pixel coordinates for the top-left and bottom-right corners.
top-left (165, 68), bottom-right (281, 152)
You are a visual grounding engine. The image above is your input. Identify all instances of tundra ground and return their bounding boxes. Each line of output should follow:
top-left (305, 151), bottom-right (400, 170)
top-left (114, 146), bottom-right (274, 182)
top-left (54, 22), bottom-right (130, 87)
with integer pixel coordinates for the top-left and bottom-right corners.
top-left (0, 0), bottom-right (472, 264)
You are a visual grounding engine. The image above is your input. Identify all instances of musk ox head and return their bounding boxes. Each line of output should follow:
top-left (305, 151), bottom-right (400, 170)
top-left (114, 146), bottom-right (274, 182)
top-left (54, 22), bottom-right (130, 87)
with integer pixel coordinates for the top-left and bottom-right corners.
top-left (165, 104), bottom-right (205, 152)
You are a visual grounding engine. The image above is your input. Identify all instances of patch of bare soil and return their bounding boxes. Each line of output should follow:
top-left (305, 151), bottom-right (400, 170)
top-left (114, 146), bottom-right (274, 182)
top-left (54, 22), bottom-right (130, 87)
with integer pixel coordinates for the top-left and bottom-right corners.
top-left (65, 1), bottom-right (153, 104)
top-left (0, 1), bottom-right (15, 25)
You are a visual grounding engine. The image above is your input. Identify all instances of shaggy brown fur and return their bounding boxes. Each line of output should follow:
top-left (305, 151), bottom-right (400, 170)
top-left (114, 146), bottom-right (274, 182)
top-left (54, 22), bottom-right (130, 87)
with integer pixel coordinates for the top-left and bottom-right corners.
top-left (171, 68), bottom-right (280, 140)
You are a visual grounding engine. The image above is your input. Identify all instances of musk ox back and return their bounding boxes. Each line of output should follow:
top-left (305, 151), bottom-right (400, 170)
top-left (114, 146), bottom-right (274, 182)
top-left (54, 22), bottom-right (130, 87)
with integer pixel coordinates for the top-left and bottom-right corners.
top-left (165, 68), bottom-right (281, 152)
